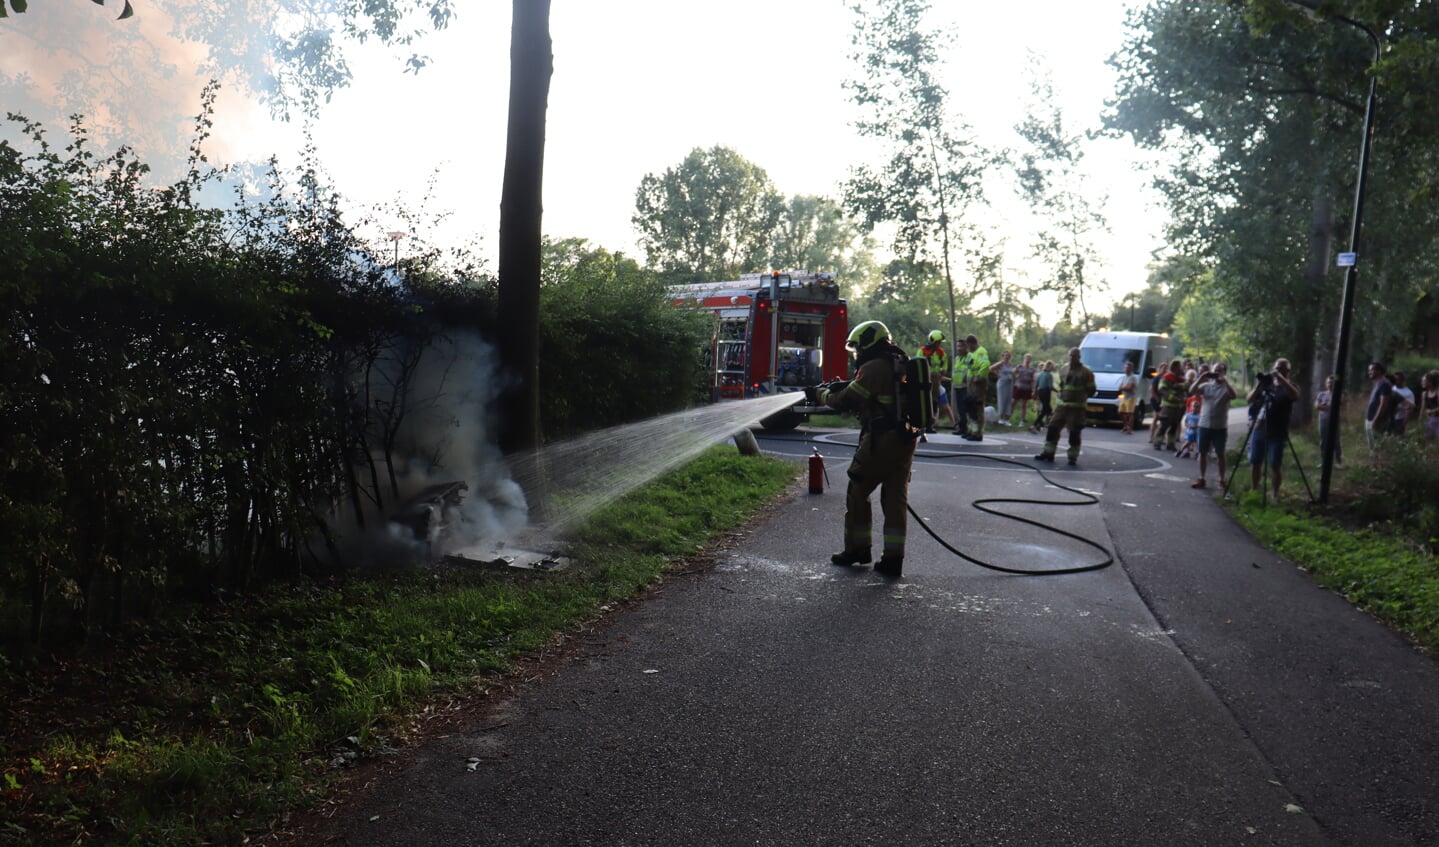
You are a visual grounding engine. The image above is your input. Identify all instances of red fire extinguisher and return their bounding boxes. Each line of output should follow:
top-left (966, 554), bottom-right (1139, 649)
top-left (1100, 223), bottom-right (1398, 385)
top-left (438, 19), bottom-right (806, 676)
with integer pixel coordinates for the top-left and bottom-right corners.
top-left (809, 448), bottom-right (826, 494)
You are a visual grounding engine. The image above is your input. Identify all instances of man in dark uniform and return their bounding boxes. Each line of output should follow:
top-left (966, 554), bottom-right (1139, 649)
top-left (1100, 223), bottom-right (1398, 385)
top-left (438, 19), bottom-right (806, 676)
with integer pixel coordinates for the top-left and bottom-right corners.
top-left (1034, 346), bottom-right (1096, 466)
top-left (816, 320), bottom-right (920, 578)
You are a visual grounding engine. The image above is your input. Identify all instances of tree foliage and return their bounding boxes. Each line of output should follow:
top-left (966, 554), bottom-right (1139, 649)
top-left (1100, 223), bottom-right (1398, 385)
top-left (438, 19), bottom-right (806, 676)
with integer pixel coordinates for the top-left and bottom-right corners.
top-left (0, 0), bottom-right (454, 120)
top-left (769, 193), bottom-right (879, 281)
top-left (1015, 62), bottom-right (1110, 326)
top-left (0, 0), bottom-right (133, 18)
top-left (843, 0), bottom-right (992, 353)
top-left (1171, 270), bottom-right (1248, 366)
top-left (632, 145), bottom-right (784, 283)
top-left (537, 238), bottom-right (709, 439)
top-left (1105, 0), bottom-right (1439, 394)
top-left (1107, 267), bottom-right (1188, 335)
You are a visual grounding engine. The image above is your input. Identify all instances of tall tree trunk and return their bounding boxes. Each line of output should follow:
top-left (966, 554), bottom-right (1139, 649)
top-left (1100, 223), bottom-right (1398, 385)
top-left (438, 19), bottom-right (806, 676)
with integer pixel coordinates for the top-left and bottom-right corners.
top-left (498, 0), bottom-right (551, 456)
top-left (497, 0), bottom-right (552, 510)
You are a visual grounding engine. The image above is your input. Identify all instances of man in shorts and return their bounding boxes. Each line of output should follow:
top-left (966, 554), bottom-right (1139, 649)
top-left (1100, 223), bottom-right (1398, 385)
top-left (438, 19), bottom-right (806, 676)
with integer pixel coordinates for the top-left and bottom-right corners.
top-left (1189, 362), bottom-right (1237, 490)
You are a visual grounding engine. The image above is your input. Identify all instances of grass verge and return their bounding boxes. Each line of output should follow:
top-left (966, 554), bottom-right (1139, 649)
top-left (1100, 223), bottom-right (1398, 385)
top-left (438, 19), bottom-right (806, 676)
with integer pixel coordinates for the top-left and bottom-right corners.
top-left (1226, 493), bottom-right (1439, 654)
top-left (0, 446), bottom-right (799, 847)
top-left (1223, 420), bottom-right (1439, 656)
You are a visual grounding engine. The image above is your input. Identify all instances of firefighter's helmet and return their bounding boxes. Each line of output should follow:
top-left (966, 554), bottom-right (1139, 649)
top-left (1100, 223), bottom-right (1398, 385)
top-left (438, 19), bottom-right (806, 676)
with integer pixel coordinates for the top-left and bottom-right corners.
top-left (928, 330), bottom-right (946, 344)
top-left (847, 320), bottom-right (891, 352)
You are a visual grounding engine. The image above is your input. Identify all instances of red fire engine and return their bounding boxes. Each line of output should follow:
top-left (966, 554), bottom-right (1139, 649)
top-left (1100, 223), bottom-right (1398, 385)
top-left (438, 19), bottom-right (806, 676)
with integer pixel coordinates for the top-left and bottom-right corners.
top-left (669, 271), bottom-right (850, 430)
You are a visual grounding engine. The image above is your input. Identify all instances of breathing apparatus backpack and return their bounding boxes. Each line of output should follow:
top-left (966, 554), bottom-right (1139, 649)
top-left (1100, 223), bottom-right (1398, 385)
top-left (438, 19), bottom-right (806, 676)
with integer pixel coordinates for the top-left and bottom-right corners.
top-left (878, 351), bottom-right (930, 437)
top-left (902, 354), bottom-right (932, 433)
top-left (820, 346), bottom-right (931, 437)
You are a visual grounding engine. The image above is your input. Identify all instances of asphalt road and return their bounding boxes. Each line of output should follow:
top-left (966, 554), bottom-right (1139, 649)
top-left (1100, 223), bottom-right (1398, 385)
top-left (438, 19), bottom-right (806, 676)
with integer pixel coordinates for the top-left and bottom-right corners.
top-left (319, 422), bottom-right (1439, 847)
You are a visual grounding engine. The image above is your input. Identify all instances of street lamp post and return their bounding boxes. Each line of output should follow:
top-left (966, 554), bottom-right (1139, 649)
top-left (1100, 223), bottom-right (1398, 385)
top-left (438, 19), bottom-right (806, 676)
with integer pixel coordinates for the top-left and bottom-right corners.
top-left (1299, 7), bottom-right (1381, 505)
top-left (386, 231), bottom-right (407, 276)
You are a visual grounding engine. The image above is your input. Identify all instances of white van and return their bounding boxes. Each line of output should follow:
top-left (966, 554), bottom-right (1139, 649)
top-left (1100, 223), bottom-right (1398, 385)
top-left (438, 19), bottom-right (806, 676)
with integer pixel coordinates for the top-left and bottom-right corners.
top-left (1078, 331), bottom-right (1173, 426)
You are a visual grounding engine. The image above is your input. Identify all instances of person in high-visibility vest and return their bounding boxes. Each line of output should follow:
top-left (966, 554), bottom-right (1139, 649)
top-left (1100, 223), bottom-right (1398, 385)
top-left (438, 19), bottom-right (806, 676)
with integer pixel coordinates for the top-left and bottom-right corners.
top-left (961, 334), bottom-right (990, 441)
top-left (917, 330), bottom-right (955, 433)
top-left (1034, 346), bottom-right (1096, 466)
top-left (951, 336), bottom-right (972, 435)
top-left (817, 320), bottom-right (919, 578)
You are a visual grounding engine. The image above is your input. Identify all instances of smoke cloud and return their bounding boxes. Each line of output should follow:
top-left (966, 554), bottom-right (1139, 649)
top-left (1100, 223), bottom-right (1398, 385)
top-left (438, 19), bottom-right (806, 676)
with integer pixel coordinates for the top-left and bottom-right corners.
top-left (338, 329), bottom-right (530, 569)
top-left (0, 0), bottom-right (267, 179)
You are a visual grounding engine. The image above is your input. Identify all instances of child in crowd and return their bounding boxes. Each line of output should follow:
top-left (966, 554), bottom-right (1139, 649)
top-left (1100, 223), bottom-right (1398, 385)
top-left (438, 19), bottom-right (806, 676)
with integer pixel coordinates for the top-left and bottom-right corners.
top-left (1175, 392), bottom-right (1201, 458)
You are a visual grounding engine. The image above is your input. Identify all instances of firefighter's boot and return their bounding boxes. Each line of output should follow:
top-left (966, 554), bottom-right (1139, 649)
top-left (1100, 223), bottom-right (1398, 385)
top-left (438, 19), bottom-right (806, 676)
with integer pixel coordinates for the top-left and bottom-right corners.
top-left (831, 549), bottom-right (873, 567)
top-left (874, 556), bottom-right (903, 578)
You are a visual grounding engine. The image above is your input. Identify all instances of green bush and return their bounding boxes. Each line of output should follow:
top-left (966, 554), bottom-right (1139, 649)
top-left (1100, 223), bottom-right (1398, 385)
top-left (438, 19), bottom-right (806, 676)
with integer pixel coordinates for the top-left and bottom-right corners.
top-left (0, 110), bottom-right (710, 655)
top-left (1346, 436), bottom-right (1439, 552)
top-left (536, 238), bottom-right (710, 439)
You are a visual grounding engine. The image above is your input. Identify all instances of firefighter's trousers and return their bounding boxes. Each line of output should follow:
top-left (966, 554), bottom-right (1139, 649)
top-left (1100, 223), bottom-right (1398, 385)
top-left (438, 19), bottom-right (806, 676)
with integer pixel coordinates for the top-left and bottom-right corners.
top-left (1043, 404), bottom-right (1088, 460)
top-left (844, 430), bottom-right (918, 559)
top-left (1156, 404), bottom-right (1184, 449)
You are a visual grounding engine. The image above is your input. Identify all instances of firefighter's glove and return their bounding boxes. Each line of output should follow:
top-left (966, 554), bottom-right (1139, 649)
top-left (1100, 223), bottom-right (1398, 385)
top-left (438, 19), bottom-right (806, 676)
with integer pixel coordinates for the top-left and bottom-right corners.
top-left (824, 380), bottom-right (850, 400)
top-left (804, 385), bottom-right (821, 405)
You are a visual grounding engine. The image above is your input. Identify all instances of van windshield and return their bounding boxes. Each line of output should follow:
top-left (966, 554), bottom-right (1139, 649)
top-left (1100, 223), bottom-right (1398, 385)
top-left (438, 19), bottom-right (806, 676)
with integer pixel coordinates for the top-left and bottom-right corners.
top-left (1081, 347), bottom-right (1143, 374)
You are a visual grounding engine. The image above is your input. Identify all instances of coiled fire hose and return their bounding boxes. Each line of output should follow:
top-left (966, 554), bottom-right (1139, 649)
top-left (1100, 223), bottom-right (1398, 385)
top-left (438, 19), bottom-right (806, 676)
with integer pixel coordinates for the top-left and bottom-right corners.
top-left (811, 442), bottom-right (1114, 576)
top-left (906, 452), bottom-right (1114, 576)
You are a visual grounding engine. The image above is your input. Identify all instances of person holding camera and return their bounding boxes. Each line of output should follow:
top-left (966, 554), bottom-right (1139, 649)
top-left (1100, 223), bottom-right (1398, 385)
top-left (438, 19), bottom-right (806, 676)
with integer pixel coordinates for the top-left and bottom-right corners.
top-left (1189, 363), bottom-right (1237, 490)
top-left (1247, 358), bottom-right (1300, 497)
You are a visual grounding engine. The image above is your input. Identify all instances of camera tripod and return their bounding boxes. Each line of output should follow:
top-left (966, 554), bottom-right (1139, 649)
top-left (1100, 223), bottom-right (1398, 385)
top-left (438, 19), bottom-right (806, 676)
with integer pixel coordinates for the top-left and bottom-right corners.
top-left (1222, 402), bottom-right (1316, 504)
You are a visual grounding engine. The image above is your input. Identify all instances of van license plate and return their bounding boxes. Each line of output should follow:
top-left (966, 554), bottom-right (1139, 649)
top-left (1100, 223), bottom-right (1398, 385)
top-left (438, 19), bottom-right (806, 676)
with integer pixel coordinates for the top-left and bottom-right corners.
top-left (1086, 405), bottom-right (1104, 414)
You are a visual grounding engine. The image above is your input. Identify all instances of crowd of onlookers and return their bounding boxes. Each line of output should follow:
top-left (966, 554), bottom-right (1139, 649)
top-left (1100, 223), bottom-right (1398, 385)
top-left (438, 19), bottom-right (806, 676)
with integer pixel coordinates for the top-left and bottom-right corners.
top-left (1357, 363), bottom-right (1439, 447)
top-left (917, 333), bottom-right (1062, 441)
top-left (914, 333), bottom-right (1439, 479)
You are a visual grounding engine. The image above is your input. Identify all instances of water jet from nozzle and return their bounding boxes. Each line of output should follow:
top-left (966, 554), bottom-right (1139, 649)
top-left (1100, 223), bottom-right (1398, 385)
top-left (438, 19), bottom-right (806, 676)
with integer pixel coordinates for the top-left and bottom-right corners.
top-left (507, 393), bottom-right (801, 539)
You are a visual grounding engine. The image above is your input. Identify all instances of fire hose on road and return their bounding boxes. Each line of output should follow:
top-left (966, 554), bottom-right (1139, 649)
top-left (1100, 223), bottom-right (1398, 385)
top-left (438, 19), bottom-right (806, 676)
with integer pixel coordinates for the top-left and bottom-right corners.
top-left (809, 446), bottom-right (1114, 576)
top-left (906, 453), bottom-right (1115, 576)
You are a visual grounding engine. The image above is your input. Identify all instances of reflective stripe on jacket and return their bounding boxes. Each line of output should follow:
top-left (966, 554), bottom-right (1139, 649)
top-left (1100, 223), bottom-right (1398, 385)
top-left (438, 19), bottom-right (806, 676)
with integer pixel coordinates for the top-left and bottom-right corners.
top-left (823, 356), bottom-right (899, 431)
top-left (1056, 362), bottom-right (1096, 407)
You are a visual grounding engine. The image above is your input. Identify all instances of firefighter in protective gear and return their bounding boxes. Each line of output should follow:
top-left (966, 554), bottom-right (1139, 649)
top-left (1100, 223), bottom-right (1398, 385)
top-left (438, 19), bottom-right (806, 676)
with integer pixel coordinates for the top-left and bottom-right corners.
top-left (960, 334), bottom-right (990, 440)
top-left (1153, 359), bottom-right (1187, 451)
top-left (1034, 346), bottom-right (1096, 466)
top-left (917, 330), bottom-right (955, 432)
top-left (818, 320), bottom-right (919, 578)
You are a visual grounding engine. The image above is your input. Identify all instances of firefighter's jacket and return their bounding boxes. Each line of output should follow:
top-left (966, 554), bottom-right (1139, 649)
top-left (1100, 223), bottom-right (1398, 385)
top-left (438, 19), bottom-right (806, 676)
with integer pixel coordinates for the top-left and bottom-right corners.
top-left (822, 354), bottom-right (911, 436)
top-left (1159, 372), bottom-right (1187, 409)
top-left (1055, 361), bottom-right (1097, 407)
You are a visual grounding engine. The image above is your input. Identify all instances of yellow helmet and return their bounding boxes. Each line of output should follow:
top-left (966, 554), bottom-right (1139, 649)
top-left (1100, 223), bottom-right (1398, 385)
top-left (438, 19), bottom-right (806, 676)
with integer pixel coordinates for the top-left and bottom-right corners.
top-left (846, 320), bottom-right (891, 352)
top-left (928, 330), bottom-right (946, 344)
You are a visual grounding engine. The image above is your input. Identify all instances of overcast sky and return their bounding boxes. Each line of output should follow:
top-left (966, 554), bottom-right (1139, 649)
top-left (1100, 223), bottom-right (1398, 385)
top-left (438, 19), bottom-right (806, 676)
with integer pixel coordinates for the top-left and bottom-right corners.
top-left (2, 0), bottom-right (1166, 322)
